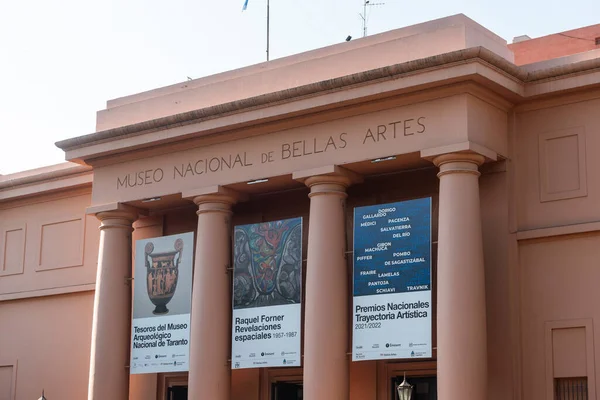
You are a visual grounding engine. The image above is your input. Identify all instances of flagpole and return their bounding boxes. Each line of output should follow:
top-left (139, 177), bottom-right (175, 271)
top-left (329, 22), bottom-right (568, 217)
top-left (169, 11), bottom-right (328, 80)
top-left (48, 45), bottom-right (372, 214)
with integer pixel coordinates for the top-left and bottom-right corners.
top-left (242, 0), bottom-right (269, 61)
top-left (266, 0), bottom-right (270, 61)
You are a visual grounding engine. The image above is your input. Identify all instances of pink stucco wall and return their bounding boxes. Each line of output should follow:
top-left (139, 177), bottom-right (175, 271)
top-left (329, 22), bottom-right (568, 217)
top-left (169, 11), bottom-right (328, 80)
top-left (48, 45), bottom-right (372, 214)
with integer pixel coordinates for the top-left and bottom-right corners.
top-left (2, 13), bottom-right (600, 400)
top-left (0, 292), bottom-right (94, 399)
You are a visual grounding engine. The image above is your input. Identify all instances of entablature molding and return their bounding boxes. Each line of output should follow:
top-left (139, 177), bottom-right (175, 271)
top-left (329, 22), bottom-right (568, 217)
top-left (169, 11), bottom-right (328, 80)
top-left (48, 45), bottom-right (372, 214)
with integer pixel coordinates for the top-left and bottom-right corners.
top-left (86, 93), bottom-right (509, 207)
top-left (420, 141), bottom-right (498, 162)
top-left (0, 164), bottom-right (92, 203)
top-left (59, 65), bottom-right (514, 167)
top-left (516, 221), bottom-right (600, 241)
top-left (0, 283), bottom-right (95, 302)
top-left (86, 202), bottom-right (147, 221)
top-left (78, 83), bottom-right (510, 170)
top-left (56, 46), bottom-right (600, 167)
top-left (0, 187), bottom-right (92, 211)
top-left (292, 165), bottom-right (363, 186)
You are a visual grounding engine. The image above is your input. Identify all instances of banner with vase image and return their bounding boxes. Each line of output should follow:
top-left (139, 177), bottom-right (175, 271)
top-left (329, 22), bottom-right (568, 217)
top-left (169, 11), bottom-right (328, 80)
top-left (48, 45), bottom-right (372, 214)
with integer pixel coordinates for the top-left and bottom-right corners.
top-left (130, 232), bottom-right (194, 374)
top-left (232, 218), bottom-right (303, 369)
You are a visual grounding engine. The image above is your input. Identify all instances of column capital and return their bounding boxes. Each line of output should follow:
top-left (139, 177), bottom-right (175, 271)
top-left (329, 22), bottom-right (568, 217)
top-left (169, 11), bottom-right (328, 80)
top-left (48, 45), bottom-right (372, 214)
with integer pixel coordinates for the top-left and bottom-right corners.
top-left (86, 203), bottom-right (141, 229)
top-left (183, 185), bottom-right (246, 214)
top-left (421, 141), bottom-right (497, 163)
top-left (433, 152), bottom-right (486, 167)
top-left (133, 215), bottom-right (164, 230)
top-left (433, 152), bottom-right (485, 178)
top-left (293, 165), bottom-right (362, 196)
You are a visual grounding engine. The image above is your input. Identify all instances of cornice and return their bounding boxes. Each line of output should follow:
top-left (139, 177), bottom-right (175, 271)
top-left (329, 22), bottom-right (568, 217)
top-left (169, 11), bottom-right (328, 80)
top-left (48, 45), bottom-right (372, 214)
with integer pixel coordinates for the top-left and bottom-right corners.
top-left (0, 186), bottom-right (92, 211)
top-left (0, 164), bottom-right (93, 203)
top-left (54, 48), bottom-right (509, 152)
top-left (0, 164), bottom-right (91, 190)
top-left (55, 46), bottom-right (600, 160)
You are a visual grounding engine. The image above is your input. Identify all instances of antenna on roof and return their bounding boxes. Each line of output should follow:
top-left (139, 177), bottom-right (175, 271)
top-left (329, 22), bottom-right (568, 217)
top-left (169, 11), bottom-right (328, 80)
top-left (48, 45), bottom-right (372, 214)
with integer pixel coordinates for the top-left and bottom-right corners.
top-left (359, 0), bottom-right (385, 37)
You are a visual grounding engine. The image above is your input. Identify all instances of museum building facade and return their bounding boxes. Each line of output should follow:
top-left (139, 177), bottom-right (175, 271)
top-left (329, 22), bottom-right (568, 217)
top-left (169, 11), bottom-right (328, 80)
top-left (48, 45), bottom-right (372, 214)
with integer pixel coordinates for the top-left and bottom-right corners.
top-left (2, 14), bottom-right (600, 400)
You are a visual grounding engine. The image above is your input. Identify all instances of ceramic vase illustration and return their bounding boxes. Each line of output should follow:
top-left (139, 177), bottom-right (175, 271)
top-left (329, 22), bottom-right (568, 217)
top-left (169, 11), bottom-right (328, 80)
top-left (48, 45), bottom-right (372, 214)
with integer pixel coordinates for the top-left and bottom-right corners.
top-left (145, 238), bottom-right (183, 314)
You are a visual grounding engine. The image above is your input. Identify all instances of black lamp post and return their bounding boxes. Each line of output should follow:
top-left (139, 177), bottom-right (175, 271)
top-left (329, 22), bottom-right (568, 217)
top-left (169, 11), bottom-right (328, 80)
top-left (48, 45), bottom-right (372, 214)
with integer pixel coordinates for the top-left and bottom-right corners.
top-left (396, 372), bottom-right (413, 400)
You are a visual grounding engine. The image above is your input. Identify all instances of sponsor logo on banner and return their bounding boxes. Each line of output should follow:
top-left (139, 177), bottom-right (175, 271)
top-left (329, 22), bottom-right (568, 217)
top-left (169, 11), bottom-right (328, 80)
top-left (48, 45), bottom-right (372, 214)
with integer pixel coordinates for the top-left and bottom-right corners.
top-left (352, 198), bottom-right (432, 361)
top-left (231, 218), bottom-right (303, 369)
top-left (130, 232), bottom-right (194, 374)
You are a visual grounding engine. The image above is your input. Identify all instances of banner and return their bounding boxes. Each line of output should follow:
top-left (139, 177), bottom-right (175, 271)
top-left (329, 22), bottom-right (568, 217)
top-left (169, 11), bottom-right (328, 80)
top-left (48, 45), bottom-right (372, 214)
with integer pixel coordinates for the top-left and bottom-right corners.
top-left (352, 198), bottom-right (432, 361)
top-left (232, 218), bottom-right (303, 369)
top-left (130, 232), bottom-right (194, 374)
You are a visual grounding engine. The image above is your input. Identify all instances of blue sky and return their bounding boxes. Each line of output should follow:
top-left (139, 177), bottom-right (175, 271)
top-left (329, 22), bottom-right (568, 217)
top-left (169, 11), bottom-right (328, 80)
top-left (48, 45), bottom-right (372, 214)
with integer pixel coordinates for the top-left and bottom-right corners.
top-left (0, 0), bottom-right (598, 174)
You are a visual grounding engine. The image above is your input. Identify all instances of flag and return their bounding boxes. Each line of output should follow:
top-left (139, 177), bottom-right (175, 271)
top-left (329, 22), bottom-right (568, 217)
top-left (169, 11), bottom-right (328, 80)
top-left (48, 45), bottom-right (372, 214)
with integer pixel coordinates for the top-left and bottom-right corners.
top-left (242, 0), bottom-right (249, 11)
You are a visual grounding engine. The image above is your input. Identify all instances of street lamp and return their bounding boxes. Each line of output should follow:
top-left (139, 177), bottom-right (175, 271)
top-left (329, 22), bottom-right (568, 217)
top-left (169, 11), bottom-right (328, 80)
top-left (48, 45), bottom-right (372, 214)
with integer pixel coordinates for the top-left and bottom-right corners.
top-left (396, 372), bottom-right (413, 400)
top-left (38, 390), bottom-right (47, 400)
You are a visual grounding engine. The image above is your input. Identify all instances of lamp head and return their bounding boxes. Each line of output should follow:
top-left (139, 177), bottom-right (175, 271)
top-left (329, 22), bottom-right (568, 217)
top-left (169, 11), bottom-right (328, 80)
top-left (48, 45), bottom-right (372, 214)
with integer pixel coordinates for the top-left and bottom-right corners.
top-left (396, 373), bottom-right (413, 400)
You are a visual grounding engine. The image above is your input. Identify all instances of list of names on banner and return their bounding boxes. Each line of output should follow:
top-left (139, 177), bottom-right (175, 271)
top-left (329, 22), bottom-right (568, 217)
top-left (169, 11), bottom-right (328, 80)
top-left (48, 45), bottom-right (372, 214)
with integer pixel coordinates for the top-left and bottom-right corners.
top-left (352, 198), bottom-right (432, 361)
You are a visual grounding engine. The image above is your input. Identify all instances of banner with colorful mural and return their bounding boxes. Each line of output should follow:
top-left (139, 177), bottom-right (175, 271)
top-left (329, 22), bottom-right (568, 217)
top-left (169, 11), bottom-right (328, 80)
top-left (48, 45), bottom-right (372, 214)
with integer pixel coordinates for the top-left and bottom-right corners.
top-left (231, 218), bottom-right (303, 369)
top-left (130, 232), bottom-right (194, 374)
top-left (352, 198), bottom-right (432, 361)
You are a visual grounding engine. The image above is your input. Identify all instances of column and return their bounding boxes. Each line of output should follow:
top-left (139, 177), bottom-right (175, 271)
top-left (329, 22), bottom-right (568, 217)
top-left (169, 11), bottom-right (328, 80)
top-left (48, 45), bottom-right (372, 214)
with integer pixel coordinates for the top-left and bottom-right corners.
top-left (88, 205), bottom-right (138, 400)
top-left (129, 216), bottom-right (163, 400)
top-left (186, 188), bottom-right (239, 400)
top-left (297, 168), bottom-right (357, 400)
top-left (434, 153), bottom-right (487, 400)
